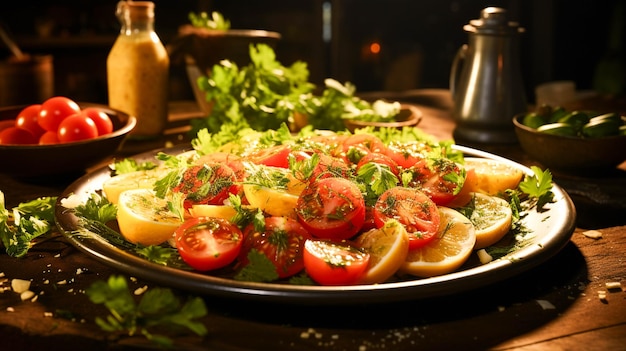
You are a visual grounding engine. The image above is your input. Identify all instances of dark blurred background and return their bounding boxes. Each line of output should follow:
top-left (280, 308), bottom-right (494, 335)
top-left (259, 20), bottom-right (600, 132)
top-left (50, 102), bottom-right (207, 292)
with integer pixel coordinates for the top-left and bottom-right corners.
top-left (0, 0), bottom-right (623, 105)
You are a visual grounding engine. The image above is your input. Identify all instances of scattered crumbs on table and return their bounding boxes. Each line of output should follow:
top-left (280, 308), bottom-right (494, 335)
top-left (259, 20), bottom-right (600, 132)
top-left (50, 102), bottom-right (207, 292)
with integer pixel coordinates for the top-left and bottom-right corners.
top-left (582, 230), bottom-right (603, 239)
top-left (134, 285), bottom-right (148, 295)
top-left (605, 281), bottom-right (622, 291)
top-left (497, 306), bottom-right (506, 312)
top-left (6, 307), bottom-right (14, 312)
top-left (536, 300), bottom-right (556, 310)
top-left (43, 312), bottom-right (54, 318)
top-left (598, 290), bottom-right (607, 301)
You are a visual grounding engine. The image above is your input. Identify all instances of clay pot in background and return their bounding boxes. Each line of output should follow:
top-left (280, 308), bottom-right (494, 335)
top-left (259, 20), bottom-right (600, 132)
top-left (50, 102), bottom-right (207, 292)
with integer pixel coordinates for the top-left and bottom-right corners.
top-left (0, 54), bottom-right (54, 107)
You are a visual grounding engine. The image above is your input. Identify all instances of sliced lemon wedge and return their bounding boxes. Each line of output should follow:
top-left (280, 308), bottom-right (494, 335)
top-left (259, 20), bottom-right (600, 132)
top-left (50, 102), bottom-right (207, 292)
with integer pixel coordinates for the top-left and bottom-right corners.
top-left (354, 220), bottom-right (410, 284)
top-left (116, 189), bottom-right (182, 246)
top-left (400, 207), bottom-right (476, 278)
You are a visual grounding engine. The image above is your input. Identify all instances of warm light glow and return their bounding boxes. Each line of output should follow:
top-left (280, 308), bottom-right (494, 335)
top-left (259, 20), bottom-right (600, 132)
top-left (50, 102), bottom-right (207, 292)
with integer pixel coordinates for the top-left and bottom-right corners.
top-left (369, 42), bottom-right (381, 54)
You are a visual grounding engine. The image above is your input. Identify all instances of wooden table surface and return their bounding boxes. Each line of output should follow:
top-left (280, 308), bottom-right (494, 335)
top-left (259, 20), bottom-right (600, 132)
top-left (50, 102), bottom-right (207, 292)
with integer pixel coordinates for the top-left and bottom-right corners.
top-left (1, 92), bottom-right (625, 351)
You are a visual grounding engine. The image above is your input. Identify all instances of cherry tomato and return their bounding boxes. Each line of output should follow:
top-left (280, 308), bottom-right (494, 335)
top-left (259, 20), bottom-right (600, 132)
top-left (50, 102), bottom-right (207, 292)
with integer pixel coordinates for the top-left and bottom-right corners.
top-left (373, 187), bottom-right (440, 250)
top-left (247, 144), bottom-right (292, 168)
top-left (175, 217), bottom-right (244, 271)
top-left (292, 151), bottom-right (352, 182)
top-left (15, 104), bottom-right (45, 139)
top-left (406, 159), bottom-right (465, 206)
top-left (81, 107), bottom-right (113, 136)
top-left (340, 133), bottom-right (387, 163)
top-left (0, 127), bottom-right (37, 145)
top-left (0, 120), bottom-right (15, 133)
top-left (295, 177), bottom-right (365, 240)
top-left (39, 130), bottom-right (60, 145)
top-left (195, 152), bottom-right (247, 197)
top-left (356, 152), bottom-right (401, 177)
top-left (172, 163), bottom-right (238, 208)
top-left (303, 239), bottom-right (370, 286)
top-left (239, 216), bottom-right (311, 278)
top-left (384, 140), bottom-right (431, 169)
top-left (57, 113), bottom-right (99, 142)
top-left (38, 96), bottom-right (81, 132)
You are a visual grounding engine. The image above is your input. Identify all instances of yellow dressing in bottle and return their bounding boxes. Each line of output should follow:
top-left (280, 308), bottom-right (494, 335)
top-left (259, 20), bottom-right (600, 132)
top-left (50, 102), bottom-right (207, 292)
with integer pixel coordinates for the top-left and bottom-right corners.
top-left (107, 1), bottom-right (169, 138)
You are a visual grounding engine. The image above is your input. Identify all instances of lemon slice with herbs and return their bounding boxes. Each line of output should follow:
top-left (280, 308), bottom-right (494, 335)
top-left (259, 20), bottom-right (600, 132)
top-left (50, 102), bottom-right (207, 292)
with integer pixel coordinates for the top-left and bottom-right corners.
top-left (461, 192), bottom-right (513, 249)
top-left (188, 204), bottom-right (237, 220)
top-left (103, 168), bottom-right (168, 204)
top-left (116, 189), bottom-right (182, 246)
top-left (463, 157), bottom-right (523, 196)
top-left (354, 219), bottom-right (410, 285)
top-left (400, 207), bottom-right (476, 278)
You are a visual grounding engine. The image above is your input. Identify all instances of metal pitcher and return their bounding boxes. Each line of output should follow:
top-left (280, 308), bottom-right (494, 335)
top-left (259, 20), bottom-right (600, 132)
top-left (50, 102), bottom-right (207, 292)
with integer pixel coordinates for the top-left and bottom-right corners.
top-left (450, 7), bottom-right (527, 143)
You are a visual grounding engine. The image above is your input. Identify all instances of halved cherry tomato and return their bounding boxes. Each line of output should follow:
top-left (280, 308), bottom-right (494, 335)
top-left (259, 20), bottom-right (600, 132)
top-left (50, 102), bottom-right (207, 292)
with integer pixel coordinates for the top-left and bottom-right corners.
top-left (293, 151), bottom-right (352, 181)
top-left (38, 96), bottom-right (81, 132)
top-left (340, 133), bottom-right (387, 163)
top-left (57, 113), bottom-right (99, 142)
top-left (406, 158), bottom-right (465, 206)
top-left (15, 104), bottom-right (45, 139)
top-left (195, 152), bottom-right (246, 197)
top-left (373, 187), bottom-right (440, 249)
top-left (82, 107), bottom-right (113, 136)
top-left (0, 127), bottom-right (37, 145)
top-left (247, 144), bottom-right (292, 168)
top-left (303, 239), bottom-right (370, 286)
top-left (356, 152), bottom-right (401, 177)
top-left (172, 163), bottom-right (238, 208)
top-left (239, 216), bottom-right (311, 278)
top-left (175, 217), bottom-right (243, 271)
top-left (296, 177), bottom-right (365, 240)
top-left (384, 140), bottom-right (431, 169)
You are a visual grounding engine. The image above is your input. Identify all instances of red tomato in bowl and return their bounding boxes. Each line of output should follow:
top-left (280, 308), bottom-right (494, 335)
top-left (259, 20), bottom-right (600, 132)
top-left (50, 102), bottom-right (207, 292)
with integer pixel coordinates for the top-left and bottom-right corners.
top-left (175, 217), bottom-right (244, 271)
top-left (295, 177), bottom-right (365, 240)
top-left (39, 130), bottom-right (59, 145)
top-left (373, 187), bottom-right (440, 250)
top-left (15, 104), bottom-right (45, 139)
top-left (239, 216), bottom-right (311, 278)
top-left (0, 120), bottom-right (15, 133)
top-left (82, 107), bottom-right (113, 136)
top-left (38, 96), bottom-right (81, 132)
top-left (303, 239), bottom-right (370, 286)
top-left (57, 113), bottom-right (99, 142)
top-left (0, 127), bottom-right (37, 145)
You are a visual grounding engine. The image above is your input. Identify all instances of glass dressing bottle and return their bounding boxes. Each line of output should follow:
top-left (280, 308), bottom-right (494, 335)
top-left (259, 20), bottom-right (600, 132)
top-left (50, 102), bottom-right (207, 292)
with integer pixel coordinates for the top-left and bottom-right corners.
top-left (107, 1), bottom-right (169, 139)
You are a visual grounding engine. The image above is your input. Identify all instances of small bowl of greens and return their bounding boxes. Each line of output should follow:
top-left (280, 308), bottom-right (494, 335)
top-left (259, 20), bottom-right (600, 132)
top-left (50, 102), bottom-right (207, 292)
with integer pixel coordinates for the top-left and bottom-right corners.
top-left (513, 105), bottom-right (626, 171)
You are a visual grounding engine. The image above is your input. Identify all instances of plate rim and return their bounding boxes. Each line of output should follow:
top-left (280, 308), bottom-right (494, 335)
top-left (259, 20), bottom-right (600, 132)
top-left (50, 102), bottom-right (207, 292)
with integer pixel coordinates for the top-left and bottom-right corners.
top-left (55, 143), bottom-right (577, 304)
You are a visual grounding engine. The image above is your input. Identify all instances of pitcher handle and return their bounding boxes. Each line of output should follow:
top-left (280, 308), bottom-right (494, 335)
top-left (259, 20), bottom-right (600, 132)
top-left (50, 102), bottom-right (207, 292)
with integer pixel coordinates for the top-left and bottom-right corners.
top-left (449, 44), bottom-right (468, 98)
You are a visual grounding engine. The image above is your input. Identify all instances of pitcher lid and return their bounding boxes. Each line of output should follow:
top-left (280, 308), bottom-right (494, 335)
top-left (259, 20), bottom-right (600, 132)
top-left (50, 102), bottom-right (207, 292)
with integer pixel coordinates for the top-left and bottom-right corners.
top-left (464, 7), bottom-right (524, 35)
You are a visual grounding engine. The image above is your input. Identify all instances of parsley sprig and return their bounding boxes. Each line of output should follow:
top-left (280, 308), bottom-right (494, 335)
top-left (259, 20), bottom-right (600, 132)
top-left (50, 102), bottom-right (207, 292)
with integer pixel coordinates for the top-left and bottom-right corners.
top-left (85, 275), bottom-right (208, 347)
top-left (0, 191), bottom-right (57, 257)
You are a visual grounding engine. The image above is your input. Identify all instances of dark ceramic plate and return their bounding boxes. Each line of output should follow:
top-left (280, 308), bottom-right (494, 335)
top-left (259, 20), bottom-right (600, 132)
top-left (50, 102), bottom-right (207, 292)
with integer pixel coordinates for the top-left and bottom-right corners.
top-left (55, 144), bottom-right (576, 305)
top-left (0, 103), bottom-right (135, 177)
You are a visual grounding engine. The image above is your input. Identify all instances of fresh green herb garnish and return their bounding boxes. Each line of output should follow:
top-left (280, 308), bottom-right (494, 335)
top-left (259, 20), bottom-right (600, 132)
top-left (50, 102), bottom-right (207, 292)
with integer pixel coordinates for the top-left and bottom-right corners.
top-left (0, 192), bottom-right (57, 257)
top-left (518, 166), bottom-right (555, 211)
top-left (356, 162), bottom-right (399, 206)
top-left (111, 158), bottom-right (157, 175)
top-left (188, 11), bottom-right (230, 30)
top-left (234, 249), bottom-right (279, 282)
top-left (85, 275), bottom-right (207, 347)
top-left (74, 193), bottom-right (117, 223)
top-left (192, 44), bottom-right (405, 135)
